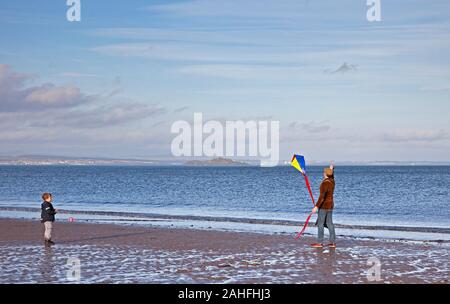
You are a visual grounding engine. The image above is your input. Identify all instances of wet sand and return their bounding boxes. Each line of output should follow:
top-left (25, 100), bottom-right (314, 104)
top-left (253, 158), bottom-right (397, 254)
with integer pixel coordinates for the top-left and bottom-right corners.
top-left (0, 218), bottom-right (448, 284)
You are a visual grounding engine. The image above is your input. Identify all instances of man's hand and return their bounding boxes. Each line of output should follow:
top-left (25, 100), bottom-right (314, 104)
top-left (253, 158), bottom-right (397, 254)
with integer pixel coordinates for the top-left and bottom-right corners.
top-left (312, 206), bottom-right (318, 214)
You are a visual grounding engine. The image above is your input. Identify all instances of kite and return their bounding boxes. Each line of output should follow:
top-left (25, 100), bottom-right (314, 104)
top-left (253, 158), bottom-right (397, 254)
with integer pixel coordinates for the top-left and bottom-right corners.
top-left (291, 154), bottom-right (316, 239)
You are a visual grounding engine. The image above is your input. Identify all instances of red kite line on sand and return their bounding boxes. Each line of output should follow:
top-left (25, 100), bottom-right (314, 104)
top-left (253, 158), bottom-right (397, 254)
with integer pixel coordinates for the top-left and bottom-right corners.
top-left (291, 154), bottom-right (316, 239)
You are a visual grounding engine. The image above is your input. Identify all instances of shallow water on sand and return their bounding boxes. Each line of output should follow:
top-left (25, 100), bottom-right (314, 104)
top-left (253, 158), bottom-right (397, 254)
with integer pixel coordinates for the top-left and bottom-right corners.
top-left (0, 242), bottom-right (447, 284)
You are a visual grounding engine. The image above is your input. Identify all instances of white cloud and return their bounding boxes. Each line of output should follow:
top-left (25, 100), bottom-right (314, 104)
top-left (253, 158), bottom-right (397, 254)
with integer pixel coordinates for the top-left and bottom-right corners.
top-left (0, 64), bottom-right (93, 112)
top-left (0, 65), bottom-right (169, 151)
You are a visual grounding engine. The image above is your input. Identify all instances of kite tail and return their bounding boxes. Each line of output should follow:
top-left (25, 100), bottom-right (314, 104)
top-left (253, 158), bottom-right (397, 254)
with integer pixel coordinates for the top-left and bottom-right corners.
top-left (303, 174), bottom-right (315, 206)
top-left (295, 174), bottom-right (315, 239)
top-left (295, 212), bottom-right (313, 239)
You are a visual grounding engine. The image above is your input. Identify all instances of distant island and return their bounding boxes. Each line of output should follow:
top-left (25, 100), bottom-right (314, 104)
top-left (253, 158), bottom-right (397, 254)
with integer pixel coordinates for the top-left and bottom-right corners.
top-left (184, 157), bottom-right (249, 166)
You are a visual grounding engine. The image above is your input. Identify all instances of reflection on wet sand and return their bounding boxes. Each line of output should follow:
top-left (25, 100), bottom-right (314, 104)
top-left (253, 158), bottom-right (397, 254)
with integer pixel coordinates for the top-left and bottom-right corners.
top-left (2, 242), bottom-right (447, 284)
top-left (38, 245), bottom-right (55, 282)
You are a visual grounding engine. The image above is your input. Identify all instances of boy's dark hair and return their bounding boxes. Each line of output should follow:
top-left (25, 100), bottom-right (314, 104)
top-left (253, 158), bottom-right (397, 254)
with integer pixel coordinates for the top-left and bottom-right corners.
top-left (42, 193), bottom-right (52, 201)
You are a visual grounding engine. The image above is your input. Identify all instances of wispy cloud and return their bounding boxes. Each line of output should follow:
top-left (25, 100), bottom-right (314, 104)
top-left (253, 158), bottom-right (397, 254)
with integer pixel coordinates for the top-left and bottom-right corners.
top-left (381, 129), bottom-right (450, 142)
top-left (177, 64), bottom-right (307, 79)
top-left (324, 62), bottom-right (358, 74)
top-left (288, 121), bottom-right (331, 133)
top-left (145, 0), bottom-right (359, 23)
top-left (30, 103), bottom-right (166, 129)
top-left (420, 83), bottom-right (450, 91)
top-left (59, 72), bottom-right (102, 78)
top-left (173, 106), bottom-right (190, 113)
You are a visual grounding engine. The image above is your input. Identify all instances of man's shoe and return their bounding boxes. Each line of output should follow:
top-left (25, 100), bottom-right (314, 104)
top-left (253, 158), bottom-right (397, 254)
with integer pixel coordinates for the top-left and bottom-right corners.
top-left (310, 243), bottom-right (323, 248)
top-left (45, 240), bottom-right (55, 245)
top-left (327, 243), bottom-right (336, 248)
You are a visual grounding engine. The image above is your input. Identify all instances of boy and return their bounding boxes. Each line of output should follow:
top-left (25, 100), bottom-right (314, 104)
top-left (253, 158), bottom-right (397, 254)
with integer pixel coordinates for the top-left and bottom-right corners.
top-left (40, 193), bottom-right (58, 245)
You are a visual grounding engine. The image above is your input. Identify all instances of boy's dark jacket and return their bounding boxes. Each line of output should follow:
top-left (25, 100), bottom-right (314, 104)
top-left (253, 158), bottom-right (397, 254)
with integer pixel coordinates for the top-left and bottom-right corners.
top-left (41, 201), bottom-right (56, 223)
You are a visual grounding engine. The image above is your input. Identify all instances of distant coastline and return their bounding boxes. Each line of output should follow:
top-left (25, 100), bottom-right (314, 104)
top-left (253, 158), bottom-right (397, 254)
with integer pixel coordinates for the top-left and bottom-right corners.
top-left (184, 157), bottom-right (248, 166)
top-left (0, 155), bottom-right (449, 166)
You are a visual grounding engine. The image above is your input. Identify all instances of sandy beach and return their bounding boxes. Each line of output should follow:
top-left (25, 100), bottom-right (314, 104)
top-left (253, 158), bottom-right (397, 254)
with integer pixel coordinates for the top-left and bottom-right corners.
top-left (0, 218), bottom-right (448, 284)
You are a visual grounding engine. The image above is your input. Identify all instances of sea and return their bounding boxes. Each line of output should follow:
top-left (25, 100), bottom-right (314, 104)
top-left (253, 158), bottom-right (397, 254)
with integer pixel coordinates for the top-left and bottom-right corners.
top-left (0, 165), bottom-right (449, 241)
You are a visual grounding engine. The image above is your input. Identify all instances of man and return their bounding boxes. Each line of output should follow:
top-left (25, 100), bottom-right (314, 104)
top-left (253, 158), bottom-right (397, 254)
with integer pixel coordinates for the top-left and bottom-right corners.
top-left (310, 166), bottom-right (336, 248)
top-left (40, 193), bottom-right (58, 245)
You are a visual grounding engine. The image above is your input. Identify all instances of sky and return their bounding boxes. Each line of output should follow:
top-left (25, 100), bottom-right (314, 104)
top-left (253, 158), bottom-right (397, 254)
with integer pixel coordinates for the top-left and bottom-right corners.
top-left (0, 0), bottom-right (450, 162)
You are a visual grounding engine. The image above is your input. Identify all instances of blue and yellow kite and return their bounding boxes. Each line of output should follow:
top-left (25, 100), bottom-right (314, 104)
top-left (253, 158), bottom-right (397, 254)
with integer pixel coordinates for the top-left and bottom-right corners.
top-left (291, 154), bottom-right (316, 239)
top-left (291, 154), bottom-right (307, 175)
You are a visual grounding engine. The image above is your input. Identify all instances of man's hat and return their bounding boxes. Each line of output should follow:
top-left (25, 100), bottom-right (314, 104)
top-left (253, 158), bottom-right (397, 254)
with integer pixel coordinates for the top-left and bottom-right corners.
top-left (324, 167), bottom-right (334, 177)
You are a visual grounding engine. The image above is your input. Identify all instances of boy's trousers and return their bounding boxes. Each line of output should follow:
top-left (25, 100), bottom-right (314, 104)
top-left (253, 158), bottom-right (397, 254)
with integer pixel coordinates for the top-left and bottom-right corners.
top-left (44, 221), bottom-right (53, 241)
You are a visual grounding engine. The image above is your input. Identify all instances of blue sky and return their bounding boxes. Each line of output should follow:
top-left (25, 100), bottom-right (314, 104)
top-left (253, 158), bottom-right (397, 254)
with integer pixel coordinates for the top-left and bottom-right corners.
top-left (0, 0), bottom-right (450, 161)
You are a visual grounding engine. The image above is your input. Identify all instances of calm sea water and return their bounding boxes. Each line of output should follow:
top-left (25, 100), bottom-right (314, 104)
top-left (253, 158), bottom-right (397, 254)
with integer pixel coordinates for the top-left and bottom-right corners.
top-left (0, 165), bottom-right (449, 228)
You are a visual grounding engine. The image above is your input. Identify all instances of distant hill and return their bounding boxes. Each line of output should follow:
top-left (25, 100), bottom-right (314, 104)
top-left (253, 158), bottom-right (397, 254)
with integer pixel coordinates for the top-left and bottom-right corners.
top-left (184, 157), bottom-right (249, 166)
